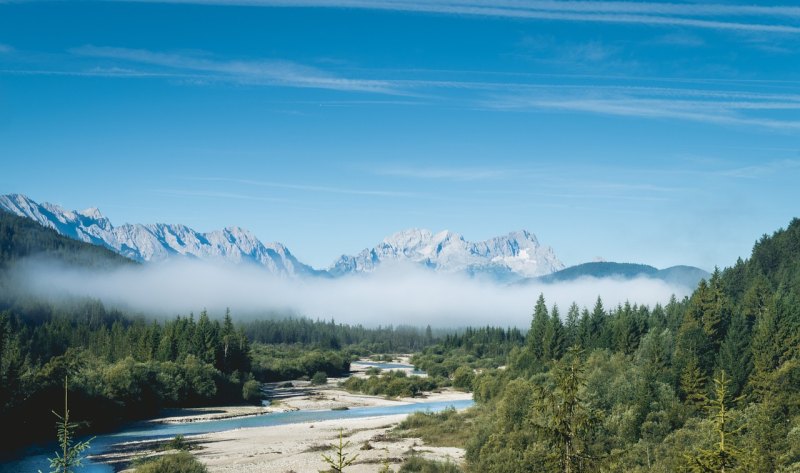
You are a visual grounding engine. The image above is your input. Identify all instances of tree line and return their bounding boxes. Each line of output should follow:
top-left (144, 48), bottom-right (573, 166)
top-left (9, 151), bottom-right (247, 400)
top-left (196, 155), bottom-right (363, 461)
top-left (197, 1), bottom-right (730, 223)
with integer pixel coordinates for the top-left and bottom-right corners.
top-left (459, 219), bottom-right (800, 472)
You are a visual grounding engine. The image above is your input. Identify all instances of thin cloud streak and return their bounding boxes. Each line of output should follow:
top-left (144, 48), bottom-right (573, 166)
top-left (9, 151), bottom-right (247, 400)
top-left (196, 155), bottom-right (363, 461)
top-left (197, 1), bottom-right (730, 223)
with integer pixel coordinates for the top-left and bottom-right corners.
top-left (484, 92), bottom-right (800, 131)
top-left (376, 166), bottom-right (512, 181)
top-left (149, 189), bottom-right (289, 202)
top-left (114, 0), bottom-right (800, 34)
top-left (185, 177), bottom-right (421, 198)
top-left (70, 45), bottom-right (405, 94)
top-left (718, 159), bottom-right (800, 179)
top-left (6, 45), bottom-right (799, 132)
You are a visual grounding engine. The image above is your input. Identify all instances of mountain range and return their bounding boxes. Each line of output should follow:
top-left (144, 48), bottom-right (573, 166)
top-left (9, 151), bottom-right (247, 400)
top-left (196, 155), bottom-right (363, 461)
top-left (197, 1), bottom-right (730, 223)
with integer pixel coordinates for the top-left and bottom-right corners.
top-left (0, 193), bottom-right (707, 286)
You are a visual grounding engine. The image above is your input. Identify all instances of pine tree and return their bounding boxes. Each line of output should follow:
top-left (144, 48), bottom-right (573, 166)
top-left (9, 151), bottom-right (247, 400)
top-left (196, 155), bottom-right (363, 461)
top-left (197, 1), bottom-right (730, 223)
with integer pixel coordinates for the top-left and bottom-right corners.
top-left (565, 303), bottom-right (580, 348)
top-left (589, 296), bottom-right (607, 349)
top-left (717, 312), bottom-right (752, 398)
top-left (44, 376), bottom-right (93, 473)
top-left (687, 371), bottom-right (743, 473)
top-left (543, 305), bottom-right (566, 361)
top-left (702, 269), bottom-right (730, 351)
top-left (528, 294), bottom-right (550, 362)
top-left (530, 347), bottom-right (598, 473)
top-left (680, 356), bottom-right (708, 412)
top-left (321, 428), bottom-right (359, 472)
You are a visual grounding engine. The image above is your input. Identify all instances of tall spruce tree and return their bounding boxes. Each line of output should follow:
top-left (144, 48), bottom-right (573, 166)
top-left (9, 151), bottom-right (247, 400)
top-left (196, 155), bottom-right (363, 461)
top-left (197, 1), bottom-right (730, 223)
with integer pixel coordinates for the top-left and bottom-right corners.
top-left (528, 294), bottom-right (550, 363)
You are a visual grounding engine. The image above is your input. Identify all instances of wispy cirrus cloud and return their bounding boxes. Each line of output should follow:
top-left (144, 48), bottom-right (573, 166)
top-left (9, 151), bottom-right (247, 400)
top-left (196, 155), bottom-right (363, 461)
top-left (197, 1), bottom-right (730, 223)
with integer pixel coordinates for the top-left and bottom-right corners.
top-left (375, 166), bottom-right (512, 181)
top-left (719, 159), bottom-right (800, 178)
top-left (482, 85), bottom-right (800, 131)
top-left (185, 176), bottom-right (421, 198)
top-left (69, 45), bottom-right (404, 94)
top-left (9, 45), bottom-right (800, 131)
top-left (149, 189), bottom-right (289, 202)
top-left (0, 44), bottom-right (13, 54)
top-left (113, 0), bottom-right (800, 34)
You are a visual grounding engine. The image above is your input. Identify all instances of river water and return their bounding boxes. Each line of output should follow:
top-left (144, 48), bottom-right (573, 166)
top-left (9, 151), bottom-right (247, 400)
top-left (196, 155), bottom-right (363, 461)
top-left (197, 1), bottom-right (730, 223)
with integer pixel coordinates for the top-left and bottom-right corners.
top-left (1, 398), bottom-right (473, 472)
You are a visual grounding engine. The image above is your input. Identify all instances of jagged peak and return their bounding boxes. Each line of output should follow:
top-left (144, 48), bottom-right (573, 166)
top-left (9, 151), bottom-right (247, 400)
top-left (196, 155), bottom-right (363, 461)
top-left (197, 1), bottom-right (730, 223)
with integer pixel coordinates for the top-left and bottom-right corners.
top-left (382, 228), bottom-right (434, 246)
top-left (78, 207), bottom-right (104, 220)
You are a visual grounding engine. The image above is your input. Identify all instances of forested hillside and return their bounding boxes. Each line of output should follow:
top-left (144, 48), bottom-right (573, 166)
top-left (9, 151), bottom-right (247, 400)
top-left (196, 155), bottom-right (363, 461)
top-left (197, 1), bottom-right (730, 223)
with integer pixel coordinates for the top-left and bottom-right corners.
top-left (0, 209), bottom-right (132, 269)
top-left (460, 218), bottom-right (800, 472)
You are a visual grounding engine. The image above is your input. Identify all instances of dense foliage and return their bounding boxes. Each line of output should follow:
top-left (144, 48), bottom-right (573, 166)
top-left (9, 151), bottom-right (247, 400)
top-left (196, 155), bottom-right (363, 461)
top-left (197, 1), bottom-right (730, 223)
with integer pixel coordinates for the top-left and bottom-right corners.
top-left (412, 326), bottom-right (524, 380)
top-left (462, 219), bottom-right (800, 472)
top-left (243, 317), bottom-right (438, 353)
top-left (249, 343), bottom-right (350, 381)
top-left (341, 370), bottom-right (441, 398)
top-left (0, 303), bottom-right (252, 451)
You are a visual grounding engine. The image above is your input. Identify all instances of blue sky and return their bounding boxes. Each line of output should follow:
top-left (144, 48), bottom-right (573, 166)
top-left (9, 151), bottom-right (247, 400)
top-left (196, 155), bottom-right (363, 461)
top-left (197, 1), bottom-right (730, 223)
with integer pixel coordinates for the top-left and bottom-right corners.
top-left (1, 1), bottom-right (799, 270)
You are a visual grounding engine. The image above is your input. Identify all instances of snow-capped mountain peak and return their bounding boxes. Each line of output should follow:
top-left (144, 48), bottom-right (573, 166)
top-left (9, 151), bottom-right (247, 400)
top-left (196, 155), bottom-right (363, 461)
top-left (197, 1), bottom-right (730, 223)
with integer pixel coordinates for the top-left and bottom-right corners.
top-left (79, 207), bottom-right (104, 220)
top-left (329, 227), bottom-right (564, 280)
top-left (0, 194), bottom-right (318, 278)
top-left (1, 194), bottom-right (565, 281)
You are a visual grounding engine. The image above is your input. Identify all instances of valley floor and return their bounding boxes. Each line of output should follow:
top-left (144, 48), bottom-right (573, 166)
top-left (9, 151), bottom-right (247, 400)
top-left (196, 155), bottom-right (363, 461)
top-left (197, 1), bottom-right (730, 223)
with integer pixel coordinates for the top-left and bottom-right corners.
top-left (111, 371), bottom-right (471, 472)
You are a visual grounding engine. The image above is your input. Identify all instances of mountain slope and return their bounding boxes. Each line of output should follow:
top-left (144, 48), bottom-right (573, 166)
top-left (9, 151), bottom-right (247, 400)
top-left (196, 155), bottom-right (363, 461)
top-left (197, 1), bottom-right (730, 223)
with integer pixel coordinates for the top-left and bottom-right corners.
top-left (531, 261), bottom-right (709, 288)
top-left (0, 194), bottom-right (319, 277)
top-left (0, 209), bottom-right (133, 269)
top-left (329, 228), bottom-right (564, 279)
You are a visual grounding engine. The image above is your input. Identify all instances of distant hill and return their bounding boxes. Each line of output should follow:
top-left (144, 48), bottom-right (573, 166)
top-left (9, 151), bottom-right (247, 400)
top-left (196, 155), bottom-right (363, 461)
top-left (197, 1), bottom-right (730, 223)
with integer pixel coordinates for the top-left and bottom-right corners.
top-left (0, 209), bottom-right (133, 270)
top-left (527, 261), bottom-right (709, 289)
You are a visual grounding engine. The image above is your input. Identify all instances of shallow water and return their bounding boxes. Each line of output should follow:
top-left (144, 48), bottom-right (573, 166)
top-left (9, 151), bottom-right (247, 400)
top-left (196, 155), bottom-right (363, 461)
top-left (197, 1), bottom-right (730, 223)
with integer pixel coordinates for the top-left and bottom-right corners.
top-left (1, 398), bottom-right (473, 472)
top-left (353, 360), bottom-right (426, 375)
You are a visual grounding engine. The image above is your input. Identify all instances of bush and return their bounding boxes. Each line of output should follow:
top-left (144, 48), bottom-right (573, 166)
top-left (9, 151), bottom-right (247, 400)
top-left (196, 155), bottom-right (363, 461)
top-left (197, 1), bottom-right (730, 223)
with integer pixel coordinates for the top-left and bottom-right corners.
top-left (340, 371), bottom-right (439, 398)
top-left (451, 366), bottom-right (474, 391)
top-left (242, 379), bottom-right (262, 402)
top-left (134, 451), bottom-right (208, 473)
top-left (162, 434), bottom-right (190, 451)
top-left (399, 456), bottom-right (462, 473)
top-left (311, 371), bottom-right (328, 385)
top-left (395, 407), bottom-right (476, 448)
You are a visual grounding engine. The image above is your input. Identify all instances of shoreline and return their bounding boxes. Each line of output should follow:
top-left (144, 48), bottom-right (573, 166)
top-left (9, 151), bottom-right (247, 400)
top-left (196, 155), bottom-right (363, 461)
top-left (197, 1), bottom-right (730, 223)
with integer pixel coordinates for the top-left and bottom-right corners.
top-left (113, 385), bottom-right (472, 472)
top-left (191, 387), bottom-right (471, 473)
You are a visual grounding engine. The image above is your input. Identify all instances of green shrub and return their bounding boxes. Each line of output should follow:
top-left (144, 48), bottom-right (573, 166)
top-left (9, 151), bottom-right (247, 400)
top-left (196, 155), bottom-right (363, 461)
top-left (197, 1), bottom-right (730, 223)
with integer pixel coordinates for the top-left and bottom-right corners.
top-left (242, 379), bottom-right (262, 402)
top-left (311, 371), bottom-right (328, 385)
top-left (451, 366), bottom-right (474, 391)
top-left (134, 451), bottom-right (208, 473)
top-left (399, 456), bottom-right (462, 473)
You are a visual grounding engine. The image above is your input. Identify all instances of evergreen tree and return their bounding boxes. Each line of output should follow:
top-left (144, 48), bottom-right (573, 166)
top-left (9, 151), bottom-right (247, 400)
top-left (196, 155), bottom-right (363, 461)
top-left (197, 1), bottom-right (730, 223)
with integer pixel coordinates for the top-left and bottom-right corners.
top-left (680, 356), bottom-right (708, 412)
top-left (588, 296), bottom-right (607, 349)
top-left (687, 371), bottom-right (742, 473)
top-left (565, 302), bottom-right (580, 348)
top-left (44, 376), bottom-right (93, 473)
top-left (543, 305), bottom-right (566, 361)
top-left (530, 347), bottom-right (598, 473)
top-left (717, 312), bottom-right (752, 398)
top-left (528, 294), bottom-right (550, 363)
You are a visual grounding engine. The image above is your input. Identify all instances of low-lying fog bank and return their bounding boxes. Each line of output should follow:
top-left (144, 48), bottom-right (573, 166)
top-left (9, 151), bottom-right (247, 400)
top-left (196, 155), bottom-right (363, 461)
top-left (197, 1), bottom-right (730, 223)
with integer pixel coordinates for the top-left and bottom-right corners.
top-left (13, 259), bottom-right (692, 326)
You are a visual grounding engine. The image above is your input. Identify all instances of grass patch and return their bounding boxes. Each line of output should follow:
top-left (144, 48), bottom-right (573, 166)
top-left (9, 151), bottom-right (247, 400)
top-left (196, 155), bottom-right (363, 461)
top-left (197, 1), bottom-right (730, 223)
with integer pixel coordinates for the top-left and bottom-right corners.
top-left (157, 434), bottom-right (197, 452)
top-left (399, 456), bottom-right (462, 473)
top-left (393, 407), bottom-right (476, 448)
top-left (304, 443), bottom-right (333, 453)
top-left (132, 451), bottom-right (208, 473)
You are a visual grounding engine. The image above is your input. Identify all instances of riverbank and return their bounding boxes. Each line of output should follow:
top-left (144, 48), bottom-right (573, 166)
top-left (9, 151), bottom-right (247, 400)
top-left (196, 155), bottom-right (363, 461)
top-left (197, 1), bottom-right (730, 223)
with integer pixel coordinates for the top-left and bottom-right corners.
top-left (192, 388), bottom-right (472, 473)
top-left (114, 386), bottom-right (472, 472)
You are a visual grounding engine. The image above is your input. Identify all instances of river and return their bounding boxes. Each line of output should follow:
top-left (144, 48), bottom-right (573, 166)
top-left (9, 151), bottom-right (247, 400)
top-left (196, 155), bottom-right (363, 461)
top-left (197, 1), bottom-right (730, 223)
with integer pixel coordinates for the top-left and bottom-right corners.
top-left (1, 397), bottom-right (473, 472)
